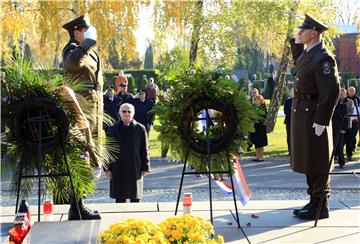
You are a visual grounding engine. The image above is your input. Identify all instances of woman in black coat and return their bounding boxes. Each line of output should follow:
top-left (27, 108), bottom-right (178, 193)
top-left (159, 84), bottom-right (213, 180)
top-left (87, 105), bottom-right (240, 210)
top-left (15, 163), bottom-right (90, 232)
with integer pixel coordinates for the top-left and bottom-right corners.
top-left (105, 103), bottom-right (150, 202)
top-left (249, 95), bottom-right (268, 161)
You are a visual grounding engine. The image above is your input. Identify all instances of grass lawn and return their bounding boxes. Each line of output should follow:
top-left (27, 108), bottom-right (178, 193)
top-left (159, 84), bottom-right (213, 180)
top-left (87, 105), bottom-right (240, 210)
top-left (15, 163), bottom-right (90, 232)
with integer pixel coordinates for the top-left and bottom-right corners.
top-left (148, 115), bottom-right (360, 159)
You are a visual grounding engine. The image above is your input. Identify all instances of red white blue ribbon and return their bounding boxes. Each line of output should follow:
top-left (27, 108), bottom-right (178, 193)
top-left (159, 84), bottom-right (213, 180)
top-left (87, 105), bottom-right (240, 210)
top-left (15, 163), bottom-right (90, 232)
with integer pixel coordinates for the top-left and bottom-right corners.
top-left (210, 158), bottom-right (252, 206)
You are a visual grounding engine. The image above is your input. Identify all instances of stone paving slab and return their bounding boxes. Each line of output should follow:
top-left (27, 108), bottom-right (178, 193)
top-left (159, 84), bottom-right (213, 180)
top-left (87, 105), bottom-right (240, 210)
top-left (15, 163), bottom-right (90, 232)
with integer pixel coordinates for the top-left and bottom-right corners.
top-left (341, 199), bottom-right (360, 209)
top-left (236, 209), bottom-right (360, 228)
top-left (0, 202), bottom-right (158, 216)
top-left (158, 200), bottom-right (346, 212)
top-left (213, 227), bottom-right (248, 243)
top-left (243, 227), bottom-right (360, 243)
top-left (2, 200), bottom-right (360, 243)
top-left (0, 213), bottom-right (63, 223)
top-left (62, 211), bottom-right (238, 230)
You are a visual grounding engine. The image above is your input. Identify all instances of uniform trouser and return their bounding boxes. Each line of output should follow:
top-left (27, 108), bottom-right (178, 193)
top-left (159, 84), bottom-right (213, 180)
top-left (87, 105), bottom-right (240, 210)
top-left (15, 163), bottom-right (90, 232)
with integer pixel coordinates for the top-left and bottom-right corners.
top-left (286, 123), bottom-right (291, 155)
top-left (306, 174), bottom-right (330, 204)
top-left (345, 122), bottom-right (359, 157)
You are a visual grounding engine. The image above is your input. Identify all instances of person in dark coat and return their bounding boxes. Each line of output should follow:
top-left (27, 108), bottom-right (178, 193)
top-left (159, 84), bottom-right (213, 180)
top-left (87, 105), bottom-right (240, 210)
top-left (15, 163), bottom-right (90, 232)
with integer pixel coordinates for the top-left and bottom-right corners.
top-left (103, 86), bottom-right (120, 132)
top-left (249, 94), bottom-right (268, 161)
top-left (62, 14), bottom-right (102, 220)
top-left (106, 103), bottom-right (150, 203)
top-left (344, 86), bottom-right (360, 161)
top-left (332, 88), bottom-right (353, 168)
top-left (266, 70), bottom-right (277, 99)
top-left (103, 86), bottom-right (120, 122)
top-left (116, 79), bottom-right (134, 105)
top-left (284, 88), bottom-right (294, 155)
top-left (130, 88), bottom-right (155, 133)
top-left (290, 14), bottom-right (340, 220)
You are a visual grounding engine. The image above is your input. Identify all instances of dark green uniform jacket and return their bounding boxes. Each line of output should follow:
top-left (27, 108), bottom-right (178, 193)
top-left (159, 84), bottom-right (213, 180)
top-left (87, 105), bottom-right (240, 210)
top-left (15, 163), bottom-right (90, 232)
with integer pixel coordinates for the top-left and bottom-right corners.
top-left (62, 38), bottom-right (103, 135)
top-left (290, 39), bottom-right (340, 174)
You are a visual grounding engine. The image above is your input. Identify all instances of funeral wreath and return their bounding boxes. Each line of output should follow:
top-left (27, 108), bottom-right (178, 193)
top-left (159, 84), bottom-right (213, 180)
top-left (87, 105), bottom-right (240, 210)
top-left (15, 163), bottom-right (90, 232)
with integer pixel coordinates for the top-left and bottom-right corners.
top-left (154, 68), bottom-right (261, 172)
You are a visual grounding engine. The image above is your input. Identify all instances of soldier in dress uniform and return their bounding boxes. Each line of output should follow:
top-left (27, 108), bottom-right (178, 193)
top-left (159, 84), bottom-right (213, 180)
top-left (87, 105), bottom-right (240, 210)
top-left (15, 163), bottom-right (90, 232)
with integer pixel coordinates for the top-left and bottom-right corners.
top-left (62, 14), bottom-right (102, 220)
top-left (289, 14), bottom-right (340, 220)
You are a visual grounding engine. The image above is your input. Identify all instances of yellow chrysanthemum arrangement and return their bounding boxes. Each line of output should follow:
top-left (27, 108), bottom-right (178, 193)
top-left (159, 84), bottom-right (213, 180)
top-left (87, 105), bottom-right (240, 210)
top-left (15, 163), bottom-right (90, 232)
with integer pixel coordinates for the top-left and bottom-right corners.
top-left (99, 215), bottom-right (224, 244)
top-left (99, 218), bottom-right (166, 244)
top-left (159, 215), bottom-right (224, 244)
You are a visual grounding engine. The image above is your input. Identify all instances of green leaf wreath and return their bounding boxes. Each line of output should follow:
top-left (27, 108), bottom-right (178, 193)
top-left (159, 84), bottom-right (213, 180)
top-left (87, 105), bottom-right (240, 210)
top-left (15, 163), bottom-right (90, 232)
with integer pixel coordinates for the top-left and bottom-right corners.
top-left (1, 59), bottom-right (118, 202)
top-left (154, 68), bottom-right (262, 172)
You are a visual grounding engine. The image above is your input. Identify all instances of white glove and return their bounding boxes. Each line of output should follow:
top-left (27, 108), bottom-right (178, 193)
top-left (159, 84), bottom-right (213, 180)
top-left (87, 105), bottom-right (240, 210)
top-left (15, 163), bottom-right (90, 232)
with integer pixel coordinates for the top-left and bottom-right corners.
top-left (83, 26), bottom-right (97, 41)
top-left (312, 123), bottom-right (326, 137)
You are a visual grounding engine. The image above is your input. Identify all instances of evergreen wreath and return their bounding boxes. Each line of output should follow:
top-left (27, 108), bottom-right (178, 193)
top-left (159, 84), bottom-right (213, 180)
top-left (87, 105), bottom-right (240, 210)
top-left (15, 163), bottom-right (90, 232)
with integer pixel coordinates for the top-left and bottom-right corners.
top-left (1, 59), bottom-right (117, 202)
top-left (154, 68), bottom-right (261, 172)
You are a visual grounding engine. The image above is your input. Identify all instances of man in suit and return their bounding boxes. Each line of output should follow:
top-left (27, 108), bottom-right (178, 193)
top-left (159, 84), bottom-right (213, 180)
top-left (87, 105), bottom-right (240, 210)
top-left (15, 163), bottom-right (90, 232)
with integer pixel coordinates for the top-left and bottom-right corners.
top-left (290, 14), bottom-right (340, 220)
top-left (62, 14), bottom-right (102, 220)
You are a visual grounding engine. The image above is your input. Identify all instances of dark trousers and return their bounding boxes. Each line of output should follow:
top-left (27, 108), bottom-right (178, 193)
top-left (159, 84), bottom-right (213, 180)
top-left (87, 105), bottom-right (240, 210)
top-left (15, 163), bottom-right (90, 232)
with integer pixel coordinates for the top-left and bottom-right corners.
top-left (286, 123), bottom-right (291, 155)
top-left (116, 198), bottom-right (140, 203)
top-left (306, 174), bottom-right (330, 203)
top-left (345, 122), bottom-right (359, 157)
top-left (335, 133), bottom-right (345, 166)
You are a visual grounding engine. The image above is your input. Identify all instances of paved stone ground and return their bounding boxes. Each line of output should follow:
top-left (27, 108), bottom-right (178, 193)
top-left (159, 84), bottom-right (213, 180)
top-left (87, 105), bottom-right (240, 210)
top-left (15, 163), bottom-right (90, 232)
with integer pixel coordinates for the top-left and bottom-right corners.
top-left (1, 156), bottom-right (359, 206)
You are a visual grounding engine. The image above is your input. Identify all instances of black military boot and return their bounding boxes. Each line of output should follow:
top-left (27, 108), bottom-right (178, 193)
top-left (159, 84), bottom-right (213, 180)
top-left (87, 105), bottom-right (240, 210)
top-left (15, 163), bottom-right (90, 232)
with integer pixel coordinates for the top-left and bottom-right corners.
top-left (68, 198), bottom-right (101, 220)
top-left (293, 201), bottom-right (315, 216)
top-left (297, 200), bottom-right (329, 220)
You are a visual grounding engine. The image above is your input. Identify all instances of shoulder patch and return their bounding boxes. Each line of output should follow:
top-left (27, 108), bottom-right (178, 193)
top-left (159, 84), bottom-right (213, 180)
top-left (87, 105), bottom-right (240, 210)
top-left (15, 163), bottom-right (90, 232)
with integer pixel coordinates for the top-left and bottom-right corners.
top-left (322, 62), bottom-right (332, 75)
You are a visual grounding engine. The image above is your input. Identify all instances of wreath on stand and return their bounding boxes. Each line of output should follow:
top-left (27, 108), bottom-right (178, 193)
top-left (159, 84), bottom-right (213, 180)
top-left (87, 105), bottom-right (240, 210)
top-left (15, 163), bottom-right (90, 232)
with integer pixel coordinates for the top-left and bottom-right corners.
top-left (1, 59), bottom-right (117, 202)
top-left (154, 68), bottom-right (262, 173)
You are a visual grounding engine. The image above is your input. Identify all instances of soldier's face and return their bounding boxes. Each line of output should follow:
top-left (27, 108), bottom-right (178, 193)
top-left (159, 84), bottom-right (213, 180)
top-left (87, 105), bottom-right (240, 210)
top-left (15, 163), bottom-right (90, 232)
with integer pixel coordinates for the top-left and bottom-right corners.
top-left (296, 29), bottom-right (317, 44)
top-left (74, 27), bottom-right (87, 43)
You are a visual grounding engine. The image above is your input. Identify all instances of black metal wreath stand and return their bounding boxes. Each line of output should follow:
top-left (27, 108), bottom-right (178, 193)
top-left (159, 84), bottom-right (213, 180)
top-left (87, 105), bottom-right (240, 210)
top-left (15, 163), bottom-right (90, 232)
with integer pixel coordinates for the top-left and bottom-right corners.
top-left (13, 101), bottom-right (81, 222)
top-left (174, 109), bottom-right (250, 243)
top-left (315, 111), bottom-right (360, 227)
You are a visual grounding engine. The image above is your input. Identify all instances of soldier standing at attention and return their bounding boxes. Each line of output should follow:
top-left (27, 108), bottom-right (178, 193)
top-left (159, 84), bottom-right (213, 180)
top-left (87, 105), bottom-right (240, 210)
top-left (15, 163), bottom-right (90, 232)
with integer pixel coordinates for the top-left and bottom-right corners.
top-left (62, 14), bottom-right (103, 220)
top-left (290, 14), bottom-right (340, 220)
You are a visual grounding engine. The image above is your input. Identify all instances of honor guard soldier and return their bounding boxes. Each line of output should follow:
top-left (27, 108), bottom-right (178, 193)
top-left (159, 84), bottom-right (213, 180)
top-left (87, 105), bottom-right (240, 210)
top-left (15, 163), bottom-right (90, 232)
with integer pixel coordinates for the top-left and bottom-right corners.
top-left (62, 14), bottom-right (103, 220)
top-left (290, 14), bottom-right (340, 220)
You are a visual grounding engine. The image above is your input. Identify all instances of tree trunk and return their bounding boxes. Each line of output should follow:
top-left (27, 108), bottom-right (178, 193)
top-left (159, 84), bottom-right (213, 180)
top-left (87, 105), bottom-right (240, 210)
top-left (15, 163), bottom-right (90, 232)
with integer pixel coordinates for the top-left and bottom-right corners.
top-left (189, 0), bottom-right (204, 67)
top-left (265, 1), bottom-right (299, 133)
top-left (53, 39), bottom-right (60, 68)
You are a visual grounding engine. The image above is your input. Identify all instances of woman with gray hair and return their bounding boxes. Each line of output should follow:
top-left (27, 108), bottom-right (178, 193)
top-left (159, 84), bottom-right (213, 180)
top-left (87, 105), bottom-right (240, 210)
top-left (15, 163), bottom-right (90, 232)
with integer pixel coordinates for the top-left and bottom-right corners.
top-left (105, 103), bottom-right (150, 202)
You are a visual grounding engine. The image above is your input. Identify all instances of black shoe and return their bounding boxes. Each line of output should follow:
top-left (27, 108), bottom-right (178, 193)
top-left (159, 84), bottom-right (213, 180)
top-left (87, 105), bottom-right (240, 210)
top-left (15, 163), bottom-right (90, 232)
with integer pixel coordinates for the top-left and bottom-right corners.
top-left (293, 202), bottom-right (314, 216)
top-left (339, 163), bottom-right (345, 169)
top-left (68, 206), bottom-right (101, 220)
top-left (296, 204), bottom-right (329, 220)
top-left (68, 199), bottom-right (101, 220)
top-left (347, 156), bottom-right (353, 161)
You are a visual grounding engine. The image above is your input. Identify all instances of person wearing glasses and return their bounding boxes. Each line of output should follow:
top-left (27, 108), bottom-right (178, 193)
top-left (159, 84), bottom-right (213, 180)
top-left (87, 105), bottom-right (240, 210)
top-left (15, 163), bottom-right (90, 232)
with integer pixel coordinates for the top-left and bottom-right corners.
top-left (116, 79), bottom-right (134, 106)
top-left (105, 103), bottom-right (150, 203)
